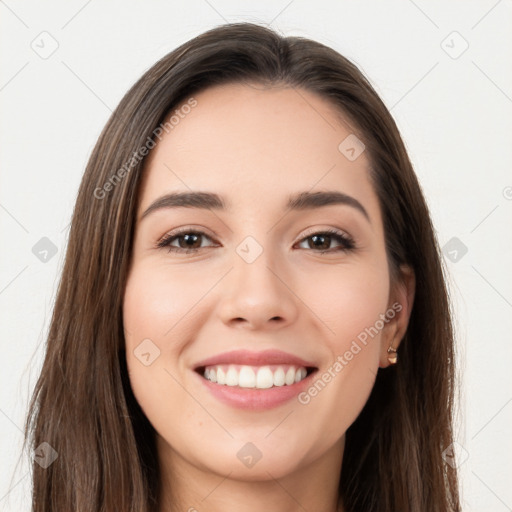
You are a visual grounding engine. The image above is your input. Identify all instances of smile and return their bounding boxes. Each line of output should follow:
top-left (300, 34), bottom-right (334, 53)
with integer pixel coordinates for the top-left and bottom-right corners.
top-left (198, 364), bottom-right (313, 389)
top-left (193, 367), bottom-right (319, 410)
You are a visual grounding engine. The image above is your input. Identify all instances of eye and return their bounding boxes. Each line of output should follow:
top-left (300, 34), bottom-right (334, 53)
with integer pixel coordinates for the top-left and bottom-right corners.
top-left (156, 228), bottom-right (217, 254)
top-left (295, 228), bottom-right (355, 254)
top-left (156, 227), bottom-right (356, 255)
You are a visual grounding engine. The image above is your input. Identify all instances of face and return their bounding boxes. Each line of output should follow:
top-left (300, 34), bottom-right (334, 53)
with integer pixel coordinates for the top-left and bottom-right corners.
top-left (123, 83), bottom-right (412, 483)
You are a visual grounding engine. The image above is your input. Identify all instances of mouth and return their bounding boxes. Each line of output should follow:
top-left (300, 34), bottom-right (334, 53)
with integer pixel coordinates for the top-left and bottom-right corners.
top-left (194, 364), bottom-right (318, 389)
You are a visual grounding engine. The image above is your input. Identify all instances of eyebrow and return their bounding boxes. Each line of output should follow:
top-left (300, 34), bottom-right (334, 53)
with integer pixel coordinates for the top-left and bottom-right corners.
top-left (140, 190), bottom-right (370, 222)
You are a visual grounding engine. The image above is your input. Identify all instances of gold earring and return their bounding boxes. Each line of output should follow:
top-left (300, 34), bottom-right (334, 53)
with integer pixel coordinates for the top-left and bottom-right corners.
top-left (387, 346), bottom-right (398, 364)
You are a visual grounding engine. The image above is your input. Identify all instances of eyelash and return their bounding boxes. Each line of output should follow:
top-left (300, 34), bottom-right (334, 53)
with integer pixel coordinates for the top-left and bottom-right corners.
top-left (155, 227), bottom-right (356, 255)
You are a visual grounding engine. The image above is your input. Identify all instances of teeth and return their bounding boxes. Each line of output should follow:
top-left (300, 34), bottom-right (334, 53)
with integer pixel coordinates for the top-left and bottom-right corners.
top-left (225, 366), bottom-right (238, 386)
top-left (238, 366), bottom-right (256, 388)
top-left (202, 364), bottom-right (309, 389)
top-left (273, 367), bottom-right (285, 386)
top-left (256, 367), bottom-right (273, 389)
top-left (295, 368), bottom-right (307, 383)
top-left (285, 367), bottom-right (296, 385)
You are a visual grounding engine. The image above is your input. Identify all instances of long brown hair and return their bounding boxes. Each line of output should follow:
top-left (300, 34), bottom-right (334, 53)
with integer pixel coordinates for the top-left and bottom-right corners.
top-left (22, 22), bottom-right (461, 511)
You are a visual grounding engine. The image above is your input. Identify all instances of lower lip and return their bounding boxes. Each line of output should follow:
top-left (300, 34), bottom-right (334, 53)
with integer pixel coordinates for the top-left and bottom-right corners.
top-left (193, 369), bottom-right (317, 411)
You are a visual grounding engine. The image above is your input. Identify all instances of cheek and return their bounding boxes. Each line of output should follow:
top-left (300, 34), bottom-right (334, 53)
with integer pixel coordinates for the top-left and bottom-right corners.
top-left (302, 261), bottom-right (389, 346)
top-left (122, 260), bottom-right (198, 342)
top-left (294, 264), bottom-right (388, 434)
top-left (122, 265), bottom-right (192, 423)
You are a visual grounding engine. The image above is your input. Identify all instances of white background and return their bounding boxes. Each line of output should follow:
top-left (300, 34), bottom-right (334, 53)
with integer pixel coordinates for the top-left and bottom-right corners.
top-left (1, 1), bottom-right (511, 510)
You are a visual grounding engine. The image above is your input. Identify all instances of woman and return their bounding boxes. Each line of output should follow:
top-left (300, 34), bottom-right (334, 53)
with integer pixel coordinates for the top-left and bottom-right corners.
top-left (23, 22), bottom-right (461, 511)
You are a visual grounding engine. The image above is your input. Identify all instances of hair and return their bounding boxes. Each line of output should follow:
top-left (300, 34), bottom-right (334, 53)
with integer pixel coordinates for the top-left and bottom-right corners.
top-left (22, 21), bottom-right (461, 512)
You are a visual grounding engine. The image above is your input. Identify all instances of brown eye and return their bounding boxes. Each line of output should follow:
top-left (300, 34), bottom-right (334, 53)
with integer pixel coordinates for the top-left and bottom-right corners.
top-left (157, 230), bottom-right (216, 253)
top-left (174, 233), bottom-right (203, 250)
top-left (296, 229), bottom-right (355, 254)
top-left (156, 228), bottom-right (355, 255)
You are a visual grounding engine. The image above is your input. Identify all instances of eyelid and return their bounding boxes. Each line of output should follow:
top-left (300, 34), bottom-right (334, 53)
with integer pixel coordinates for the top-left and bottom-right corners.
top-left (298, 225), bottom-right (353, 241)
top-left (156, 225), bottom-right (216, 246)
top-left (156, 225), bottom-right (354, 244)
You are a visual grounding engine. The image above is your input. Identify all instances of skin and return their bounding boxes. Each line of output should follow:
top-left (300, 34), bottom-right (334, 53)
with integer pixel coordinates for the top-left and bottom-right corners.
top-left (122, 83), bottom-right (415, 512)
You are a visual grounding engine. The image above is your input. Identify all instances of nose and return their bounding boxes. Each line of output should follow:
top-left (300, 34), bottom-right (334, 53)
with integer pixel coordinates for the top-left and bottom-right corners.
top-left (217, 243), bottom-right (299, 331)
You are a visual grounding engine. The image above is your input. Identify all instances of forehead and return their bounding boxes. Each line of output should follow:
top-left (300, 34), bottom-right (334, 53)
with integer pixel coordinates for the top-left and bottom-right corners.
top-left (138, 83), bottom-right (380, 222)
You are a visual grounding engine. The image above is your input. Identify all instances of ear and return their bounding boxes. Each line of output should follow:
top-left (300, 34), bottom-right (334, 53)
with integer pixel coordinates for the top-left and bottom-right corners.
top-left (379, 264), bottom-right (416, 368)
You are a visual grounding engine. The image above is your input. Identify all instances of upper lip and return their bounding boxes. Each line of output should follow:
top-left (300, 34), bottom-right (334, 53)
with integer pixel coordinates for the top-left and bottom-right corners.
top-left (193, 349), bottom-right (318, 370)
